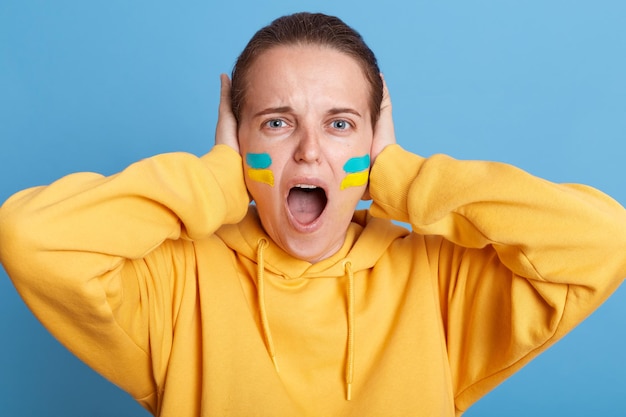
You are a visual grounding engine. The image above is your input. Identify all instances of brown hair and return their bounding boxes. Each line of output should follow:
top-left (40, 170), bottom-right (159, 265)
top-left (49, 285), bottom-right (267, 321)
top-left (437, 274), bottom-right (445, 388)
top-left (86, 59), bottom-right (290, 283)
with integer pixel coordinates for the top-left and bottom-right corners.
top-left (231, 12), bottom-right (383, 126)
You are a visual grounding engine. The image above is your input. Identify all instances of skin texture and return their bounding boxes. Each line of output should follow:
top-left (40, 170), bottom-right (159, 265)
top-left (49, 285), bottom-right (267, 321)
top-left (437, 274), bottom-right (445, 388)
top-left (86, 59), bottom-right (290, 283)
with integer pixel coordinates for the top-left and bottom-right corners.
top-left (216, 44), bottom-right (396, 262)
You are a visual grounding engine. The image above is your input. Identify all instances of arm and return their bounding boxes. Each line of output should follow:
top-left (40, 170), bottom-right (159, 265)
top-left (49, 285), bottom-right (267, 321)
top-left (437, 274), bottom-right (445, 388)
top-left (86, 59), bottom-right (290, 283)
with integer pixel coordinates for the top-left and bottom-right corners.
top-left (0, 75), bottom-right (247, 411)
top-left (369, 144), bottom-right (626, 411)
top-left (0, 146), bottom-right (248, 407)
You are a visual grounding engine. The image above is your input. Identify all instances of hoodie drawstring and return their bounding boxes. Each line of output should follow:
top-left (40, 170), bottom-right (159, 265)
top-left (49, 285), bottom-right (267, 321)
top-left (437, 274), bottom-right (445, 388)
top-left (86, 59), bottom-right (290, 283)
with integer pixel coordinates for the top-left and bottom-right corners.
top-left (255, 239), bottom-right (356, 400)
top-left (344, 261), bottom-right (355, 401)
top-left (257, 238), bottom-right (279, 373)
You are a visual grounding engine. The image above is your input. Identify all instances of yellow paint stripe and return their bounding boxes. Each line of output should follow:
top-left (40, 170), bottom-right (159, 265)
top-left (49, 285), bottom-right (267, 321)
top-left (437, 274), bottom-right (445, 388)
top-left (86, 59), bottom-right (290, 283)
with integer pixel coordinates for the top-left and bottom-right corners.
top-left (340, 171), bottom-right (369, 190)
top-left (248, 168), bottom-right (274, 187)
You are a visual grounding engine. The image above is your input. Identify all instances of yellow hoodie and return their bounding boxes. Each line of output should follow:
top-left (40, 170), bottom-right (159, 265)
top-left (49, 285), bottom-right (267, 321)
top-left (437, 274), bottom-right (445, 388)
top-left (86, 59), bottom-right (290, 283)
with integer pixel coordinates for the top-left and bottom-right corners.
top-left (0, 144), bottom-right (625, 416)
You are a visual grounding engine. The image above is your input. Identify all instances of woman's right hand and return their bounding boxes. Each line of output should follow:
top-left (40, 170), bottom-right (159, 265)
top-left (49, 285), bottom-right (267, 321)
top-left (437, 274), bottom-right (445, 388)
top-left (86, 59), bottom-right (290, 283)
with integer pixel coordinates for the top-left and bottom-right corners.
top-left (215, 74), bottom-right (240, 153)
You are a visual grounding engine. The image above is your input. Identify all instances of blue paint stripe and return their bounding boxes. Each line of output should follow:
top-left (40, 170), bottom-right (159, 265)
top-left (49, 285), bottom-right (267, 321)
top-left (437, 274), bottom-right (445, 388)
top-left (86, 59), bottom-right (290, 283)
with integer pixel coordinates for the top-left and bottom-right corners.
top-left (246, 153), bottom-right (272, 169)
top-left (343, 154), bottom-right (370, 173)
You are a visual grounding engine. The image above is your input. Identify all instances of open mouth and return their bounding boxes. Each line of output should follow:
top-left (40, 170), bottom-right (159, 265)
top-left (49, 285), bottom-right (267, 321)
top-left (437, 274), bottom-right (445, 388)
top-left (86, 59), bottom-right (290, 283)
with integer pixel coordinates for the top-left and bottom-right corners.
top-left (287, 184), bottom-right (328, 225)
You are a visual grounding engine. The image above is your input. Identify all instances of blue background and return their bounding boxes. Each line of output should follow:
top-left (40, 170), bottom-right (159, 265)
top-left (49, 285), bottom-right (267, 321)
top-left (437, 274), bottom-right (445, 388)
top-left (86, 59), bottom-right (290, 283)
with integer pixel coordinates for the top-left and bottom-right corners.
top-left (1, 1), bottom-right (625, 416)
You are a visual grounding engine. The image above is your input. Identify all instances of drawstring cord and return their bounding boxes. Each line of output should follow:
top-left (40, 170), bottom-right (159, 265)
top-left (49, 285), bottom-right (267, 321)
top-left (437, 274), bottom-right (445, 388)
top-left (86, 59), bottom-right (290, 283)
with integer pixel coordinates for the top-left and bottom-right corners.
top-left (257, 238), bottom-right (279, 373)
top-left (344, 261), bottom-right (355, 401)
top-left (256, 238), bottom-right (356, 400)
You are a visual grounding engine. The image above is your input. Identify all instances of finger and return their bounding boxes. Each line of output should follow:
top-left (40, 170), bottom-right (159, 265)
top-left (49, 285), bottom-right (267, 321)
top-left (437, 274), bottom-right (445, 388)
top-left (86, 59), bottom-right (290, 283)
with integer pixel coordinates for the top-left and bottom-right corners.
top-left (215, 74), bottom-right (239, 151)
top-left (380, 74), bottom-right (392, 114)
top-left (371, 74), bottom-right (396, 163)
top-left (219, 73), bottom-right (232, 114)
top-left (217, 73), bottom-right (235, 127)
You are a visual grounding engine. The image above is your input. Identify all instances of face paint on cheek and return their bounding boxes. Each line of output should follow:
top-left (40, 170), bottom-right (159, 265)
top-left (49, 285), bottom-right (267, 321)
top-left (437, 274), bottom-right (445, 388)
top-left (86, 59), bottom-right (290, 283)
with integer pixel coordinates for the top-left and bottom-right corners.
top-left (340, 154), bottom-right (370, 190)
top-left (246, 153), bottom-right (274, 186)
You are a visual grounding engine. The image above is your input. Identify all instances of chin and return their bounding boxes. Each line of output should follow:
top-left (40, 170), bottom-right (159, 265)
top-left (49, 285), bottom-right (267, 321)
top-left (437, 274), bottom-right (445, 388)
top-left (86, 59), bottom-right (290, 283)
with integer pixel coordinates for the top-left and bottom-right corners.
top-left (282, 228), bottom-right (346, 263)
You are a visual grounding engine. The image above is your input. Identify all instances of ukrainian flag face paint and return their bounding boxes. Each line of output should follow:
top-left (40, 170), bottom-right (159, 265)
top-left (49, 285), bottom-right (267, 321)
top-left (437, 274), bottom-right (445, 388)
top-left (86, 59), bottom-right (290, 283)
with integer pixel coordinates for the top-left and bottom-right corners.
top-left (340, 154), bottom-right (370, 190)
top-left (246, 153), bottom-right (274, 186)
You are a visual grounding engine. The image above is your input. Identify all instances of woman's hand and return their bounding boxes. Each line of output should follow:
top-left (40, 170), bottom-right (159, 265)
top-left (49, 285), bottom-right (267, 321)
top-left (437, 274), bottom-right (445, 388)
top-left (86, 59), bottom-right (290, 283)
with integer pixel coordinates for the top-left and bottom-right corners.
top-left (214, 74), bottom-right (240, 153)
top-left (363, 75), bottom-right (397, 200)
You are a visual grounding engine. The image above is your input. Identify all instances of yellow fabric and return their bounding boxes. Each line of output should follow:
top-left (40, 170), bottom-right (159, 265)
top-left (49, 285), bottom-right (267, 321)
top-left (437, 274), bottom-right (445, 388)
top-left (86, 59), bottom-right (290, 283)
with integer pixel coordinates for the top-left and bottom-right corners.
top-left (1, 144), bottom-right (625, 416)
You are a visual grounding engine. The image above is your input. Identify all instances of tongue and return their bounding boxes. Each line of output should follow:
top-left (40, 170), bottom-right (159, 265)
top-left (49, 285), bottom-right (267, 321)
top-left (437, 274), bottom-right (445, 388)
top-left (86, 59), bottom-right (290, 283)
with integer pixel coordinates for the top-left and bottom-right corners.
top-left (288, 188), bottom-right (326, 225)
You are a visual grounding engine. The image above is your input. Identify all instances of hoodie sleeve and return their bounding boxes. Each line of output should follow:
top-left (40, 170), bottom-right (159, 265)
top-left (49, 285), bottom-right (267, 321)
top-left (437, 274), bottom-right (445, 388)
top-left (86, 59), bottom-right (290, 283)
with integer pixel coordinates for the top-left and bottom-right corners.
top-left (368, 144), bottom-right (626, 413)
top-left (0, 144), bottom-right (249, 412)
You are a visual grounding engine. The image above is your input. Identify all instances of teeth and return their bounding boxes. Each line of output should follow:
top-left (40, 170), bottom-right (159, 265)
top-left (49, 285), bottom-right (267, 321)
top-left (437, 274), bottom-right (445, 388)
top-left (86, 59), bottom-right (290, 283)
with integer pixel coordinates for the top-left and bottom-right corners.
top-left (295, 184), bottom-right (317, 189)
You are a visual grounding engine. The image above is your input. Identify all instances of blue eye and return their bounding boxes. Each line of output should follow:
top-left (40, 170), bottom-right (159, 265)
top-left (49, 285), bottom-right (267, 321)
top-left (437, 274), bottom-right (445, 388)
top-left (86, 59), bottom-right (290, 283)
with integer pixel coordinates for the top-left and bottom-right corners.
top-left (266, 119), bottom-right (286, 128)
top-left (332, 120), bottom-right (350, 130)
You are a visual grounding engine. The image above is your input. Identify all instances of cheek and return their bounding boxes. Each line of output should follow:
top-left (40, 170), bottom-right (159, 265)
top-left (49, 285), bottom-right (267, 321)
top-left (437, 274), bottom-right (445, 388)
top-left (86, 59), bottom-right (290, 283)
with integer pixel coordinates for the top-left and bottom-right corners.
top-left (340, 154), bottom-right (370, 190)
top-left (245, 152), bottom-right (274, 187)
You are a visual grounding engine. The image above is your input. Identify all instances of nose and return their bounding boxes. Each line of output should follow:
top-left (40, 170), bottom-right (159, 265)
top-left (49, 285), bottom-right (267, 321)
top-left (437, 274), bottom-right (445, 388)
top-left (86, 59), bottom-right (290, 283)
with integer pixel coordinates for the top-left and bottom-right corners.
top-left (293, 126), bottom-right (322, 164)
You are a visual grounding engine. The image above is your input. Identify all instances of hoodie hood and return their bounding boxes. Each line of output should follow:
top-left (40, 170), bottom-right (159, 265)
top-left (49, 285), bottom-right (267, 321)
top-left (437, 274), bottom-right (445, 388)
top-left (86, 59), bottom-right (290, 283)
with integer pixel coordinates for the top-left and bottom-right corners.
top-left (216, 206), bottom-right (409, 279)
top-left (216, 206), bottom-right (409, 400)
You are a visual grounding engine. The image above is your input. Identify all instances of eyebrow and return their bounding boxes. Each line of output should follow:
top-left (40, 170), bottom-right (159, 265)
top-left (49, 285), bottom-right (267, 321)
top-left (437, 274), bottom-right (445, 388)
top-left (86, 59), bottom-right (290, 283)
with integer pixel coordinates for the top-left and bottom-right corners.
top-left (327, 107), bottom-right (362, 118)
top-left (252, 106), bottom-right (363, 119)
top-left (253, 106), bottom-right (293, 118)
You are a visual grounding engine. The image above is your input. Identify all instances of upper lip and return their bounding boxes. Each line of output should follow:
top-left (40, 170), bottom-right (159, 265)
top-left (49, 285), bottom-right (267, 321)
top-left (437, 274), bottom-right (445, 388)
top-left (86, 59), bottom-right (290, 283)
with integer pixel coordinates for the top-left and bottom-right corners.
top-left (285, 177), bottom-right (329, 195)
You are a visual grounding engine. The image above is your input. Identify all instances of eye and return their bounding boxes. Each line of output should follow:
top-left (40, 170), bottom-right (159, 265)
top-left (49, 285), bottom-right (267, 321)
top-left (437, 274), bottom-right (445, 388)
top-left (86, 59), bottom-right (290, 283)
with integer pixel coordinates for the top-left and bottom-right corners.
top-left (331, 119), bottom-right (351, 130)
top-left (265, 119), bottom-right (287, 129)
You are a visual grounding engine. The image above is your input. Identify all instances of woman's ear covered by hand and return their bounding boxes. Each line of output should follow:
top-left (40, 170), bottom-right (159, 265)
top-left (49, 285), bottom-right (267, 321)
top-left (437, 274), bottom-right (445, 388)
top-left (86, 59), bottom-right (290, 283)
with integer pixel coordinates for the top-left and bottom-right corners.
top-left (363, 75), bottom-right (396, 201)
top-left (214, 74), bottom-right (240, 153)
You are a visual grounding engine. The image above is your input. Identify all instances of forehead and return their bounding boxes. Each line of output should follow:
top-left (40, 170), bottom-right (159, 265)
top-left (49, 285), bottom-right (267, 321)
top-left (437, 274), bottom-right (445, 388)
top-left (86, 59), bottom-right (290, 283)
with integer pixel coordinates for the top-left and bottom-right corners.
top-left (242, 45), bottom-right (371, 116)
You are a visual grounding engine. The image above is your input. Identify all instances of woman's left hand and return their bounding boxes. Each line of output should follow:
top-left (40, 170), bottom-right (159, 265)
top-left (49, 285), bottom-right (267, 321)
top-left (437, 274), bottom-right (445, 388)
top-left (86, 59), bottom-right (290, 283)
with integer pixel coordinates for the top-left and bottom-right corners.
top-left (370, 74), bottom-right (397, 164)
top-left (363, 75), bottom-right (397, 200)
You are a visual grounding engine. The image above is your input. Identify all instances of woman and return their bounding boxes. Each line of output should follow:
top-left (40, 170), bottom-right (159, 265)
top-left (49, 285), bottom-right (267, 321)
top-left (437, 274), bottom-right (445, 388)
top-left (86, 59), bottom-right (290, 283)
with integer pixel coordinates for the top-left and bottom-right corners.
top-left (1, 12), bottom-right (625, 417)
